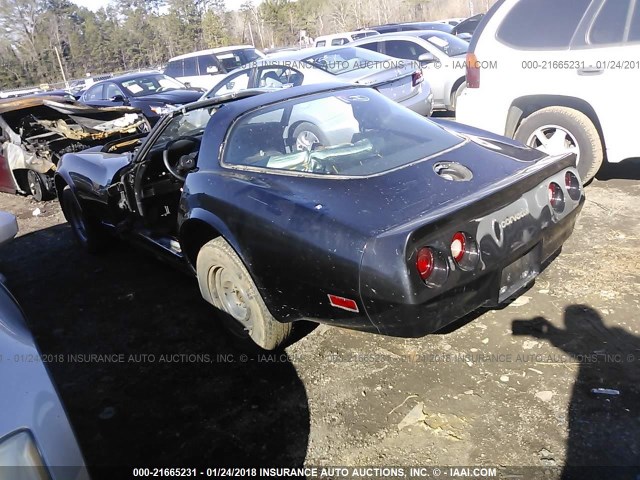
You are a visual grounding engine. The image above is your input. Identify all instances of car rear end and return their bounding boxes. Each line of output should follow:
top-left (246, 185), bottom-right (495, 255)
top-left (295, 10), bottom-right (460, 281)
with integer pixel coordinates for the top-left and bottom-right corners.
top-left (358, 134), bottom-right (584, 337)
top-left (344, 63), bottom-right (433, 116)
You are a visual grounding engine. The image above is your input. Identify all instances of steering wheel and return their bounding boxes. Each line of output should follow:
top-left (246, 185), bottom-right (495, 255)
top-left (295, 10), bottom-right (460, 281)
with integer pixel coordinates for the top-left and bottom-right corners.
top-left (163, 136), bottom-right (200, 182)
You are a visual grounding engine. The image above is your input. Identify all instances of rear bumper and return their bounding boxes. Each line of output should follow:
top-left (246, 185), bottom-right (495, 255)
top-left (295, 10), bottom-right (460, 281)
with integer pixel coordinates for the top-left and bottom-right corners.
top-left (359, 198), bottom-right (583, 337)
top-left (401, 89), bottom-right (434, 117)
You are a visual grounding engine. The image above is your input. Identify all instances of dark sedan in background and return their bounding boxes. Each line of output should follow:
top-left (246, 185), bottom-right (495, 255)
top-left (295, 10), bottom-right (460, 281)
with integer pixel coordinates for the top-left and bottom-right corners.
top-left (79, 72), bottom-right (203, 125)
top-left (55, 84), bottom-right (584, 350)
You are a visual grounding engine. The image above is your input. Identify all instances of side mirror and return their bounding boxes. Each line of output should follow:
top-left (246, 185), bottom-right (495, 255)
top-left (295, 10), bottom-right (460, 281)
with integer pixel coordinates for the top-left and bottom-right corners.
top-left (418, 52), bottom-right (436, 66)
top-left (206, 66), bottom-right (219, 75)
top-left (110, 94), bottom-right (126, 103)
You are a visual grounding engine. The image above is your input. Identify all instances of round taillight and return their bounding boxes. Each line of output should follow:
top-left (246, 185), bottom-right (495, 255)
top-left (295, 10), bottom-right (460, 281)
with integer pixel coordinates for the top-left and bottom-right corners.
top-left (548, 182), bottom-right (565, 213)
top-left (415, 247), bottom-right (449, 287)
top-left (416, 247), bottom-right (435, 281)
top-left (450, 231), bottom-right (480, 270)
top-left (564, 171), bottom-right (581, 201)
top-left (451, 232), bottom-right (466, 263)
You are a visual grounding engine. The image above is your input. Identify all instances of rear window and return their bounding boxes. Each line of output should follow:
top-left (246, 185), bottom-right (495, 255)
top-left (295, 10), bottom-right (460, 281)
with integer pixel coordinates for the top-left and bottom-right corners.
top-left (631, 3), bottom-right (640, 42)
top-left (222, 89), bottom-right (463, 177)
top-left (419, 32), bottom-right (468, 57)
top-left (304, 47), bottom-right (398, 76)
top-left (164, 60), bottom-right (183, 78)
top-left (331, 38), bottom-right (349, 46)
top-left (589, 0), bottom-right (632, 45)
top-left (497, 0), bottom-right (591, 49)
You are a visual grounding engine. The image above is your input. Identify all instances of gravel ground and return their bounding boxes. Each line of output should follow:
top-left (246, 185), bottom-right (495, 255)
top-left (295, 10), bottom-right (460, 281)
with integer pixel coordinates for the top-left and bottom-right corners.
top-left (0, 160), bottom-right (638, 479)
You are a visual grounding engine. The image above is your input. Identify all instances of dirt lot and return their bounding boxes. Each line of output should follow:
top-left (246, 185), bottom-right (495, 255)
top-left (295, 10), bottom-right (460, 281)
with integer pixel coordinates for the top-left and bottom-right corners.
top-left (0, 161), bottom-right (638, 479)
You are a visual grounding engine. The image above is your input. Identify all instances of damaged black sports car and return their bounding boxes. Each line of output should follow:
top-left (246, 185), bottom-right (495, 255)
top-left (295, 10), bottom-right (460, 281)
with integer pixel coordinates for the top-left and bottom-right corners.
top-left (0, 96), bottom-right (148, 201)
top-left (55, 83), bottom-right (584, 350)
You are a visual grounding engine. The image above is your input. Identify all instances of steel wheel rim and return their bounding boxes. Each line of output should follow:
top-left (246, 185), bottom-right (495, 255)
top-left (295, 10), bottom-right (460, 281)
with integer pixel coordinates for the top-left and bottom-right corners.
top-left (526, 125), bottom-right (581, 164)
top-left (296, 130), bottom-right (320, 151)
top-left (27, 170), bottom-right (41, 198)
top-left (214, 267), bottom-right (251, 326)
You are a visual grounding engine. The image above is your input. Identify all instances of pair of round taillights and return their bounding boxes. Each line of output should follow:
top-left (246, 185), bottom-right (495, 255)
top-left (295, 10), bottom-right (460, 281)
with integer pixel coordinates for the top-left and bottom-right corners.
top-left (549, 171), bottom-right (582, 213)
top-left (416, 232), bottom-right (480, 287)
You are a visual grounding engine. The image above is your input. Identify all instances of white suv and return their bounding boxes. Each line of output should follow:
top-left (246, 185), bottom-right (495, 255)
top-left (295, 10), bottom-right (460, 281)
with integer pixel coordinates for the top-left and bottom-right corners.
top-left (457, 0), bottom-right (640, 183)
top-left (164, 46), bottom-right (264, 90)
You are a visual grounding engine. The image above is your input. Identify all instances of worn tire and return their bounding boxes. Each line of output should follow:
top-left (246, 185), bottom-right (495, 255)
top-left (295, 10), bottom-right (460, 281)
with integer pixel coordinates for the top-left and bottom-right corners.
top-left (196, 237), bottom-right (292, 350)
top-left (61, 186), bottom-right (107, 253)
top-left (27, 170), bottom-right (54, 202)
top-left (515, 106), bottom-right (603, 184)
top-left (292, 122), bottom-right (328, 151)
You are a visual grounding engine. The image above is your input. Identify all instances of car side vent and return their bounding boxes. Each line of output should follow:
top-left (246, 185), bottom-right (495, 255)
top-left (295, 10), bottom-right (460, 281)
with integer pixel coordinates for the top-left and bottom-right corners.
top-left (433, 162), bottom-right (473, 182)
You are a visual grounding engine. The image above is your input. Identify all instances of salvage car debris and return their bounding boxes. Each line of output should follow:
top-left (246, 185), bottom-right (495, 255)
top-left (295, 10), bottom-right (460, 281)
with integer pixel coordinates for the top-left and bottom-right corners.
top-left (0, 96), bottom-right (148, 201)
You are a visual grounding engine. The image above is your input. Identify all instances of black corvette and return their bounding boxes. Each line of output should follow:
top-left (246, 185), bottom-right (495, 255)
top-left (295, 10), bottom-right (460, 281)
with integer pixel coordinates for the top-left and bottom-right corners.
top-left (55, 83), bottom-right (584, 350)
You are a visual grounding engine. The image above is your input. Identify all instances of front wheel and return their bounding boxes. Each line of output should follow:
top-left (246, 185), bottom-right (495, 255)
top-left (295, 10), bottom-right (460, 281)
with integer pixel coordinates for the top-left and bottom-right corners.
top-left (61, 186), bottom-right (107, 253)
top-left (515, 106), bottom-right (603, 184)
top-left (196, 237), bottom-right (292, 350)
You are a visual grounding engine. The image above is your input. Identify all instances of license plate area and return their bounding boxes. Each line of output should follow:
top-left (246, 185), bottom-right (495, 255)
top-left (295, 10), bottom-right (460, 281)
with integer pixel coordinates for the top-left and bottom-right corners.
top-left (499, 245), bottom-right (541, 303)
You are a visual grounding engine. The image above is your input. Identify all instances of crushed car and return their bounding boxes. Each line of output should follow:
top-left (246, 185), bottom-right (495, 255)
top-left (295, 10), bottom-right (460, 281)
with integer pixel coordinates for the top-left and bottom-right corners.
top-left (54, 84), bottom-right (584, 350)
top-left (0, 96), bottom-right (149, 201)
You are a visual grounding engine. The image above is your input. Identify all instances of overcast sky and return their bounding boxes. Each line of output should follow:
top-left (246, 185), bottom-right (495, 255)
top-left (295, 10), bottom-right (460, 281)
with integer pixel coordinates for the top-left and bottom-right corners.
top-left (70, 0), bottom-right (251, 12)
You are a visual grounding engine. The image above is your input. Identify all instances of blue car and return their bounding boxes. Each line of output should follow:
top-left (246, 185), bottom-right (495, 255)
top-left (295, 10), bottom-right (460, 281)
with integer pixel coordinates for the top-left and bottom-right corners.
top-left (55, 84), bottom-right (583, 350)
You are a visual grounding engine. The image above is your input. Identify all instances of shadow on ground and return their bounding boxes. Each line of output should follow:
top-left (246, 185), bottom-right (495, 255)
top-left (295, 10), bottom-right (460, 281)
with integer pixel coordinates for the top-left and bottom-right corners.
top-left (596, 158), bottom-right (640, 181)
top-left (513, 305), bottom-right (640, 479)
top-left (0, 224), bottom-right (310, 472)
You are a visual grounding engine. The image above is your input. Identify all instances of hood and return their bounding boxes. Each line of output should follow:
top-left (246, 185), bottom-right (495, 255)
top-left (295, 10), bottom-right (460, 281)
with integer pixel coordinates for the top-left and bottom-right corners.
top-left (135, 89), bottom-right (203, 105)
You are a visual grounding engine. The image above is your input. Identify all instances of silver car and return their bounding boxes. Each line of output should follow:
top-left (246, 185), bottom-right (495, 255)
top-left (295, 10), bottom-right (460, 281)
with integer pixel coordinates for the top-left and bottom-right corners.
top-left (351, 30), bottom-right (468, 111)
top-left (0, 211), bottom-right (89, 480)
top-left (202, 46), bottom-right (434, 117)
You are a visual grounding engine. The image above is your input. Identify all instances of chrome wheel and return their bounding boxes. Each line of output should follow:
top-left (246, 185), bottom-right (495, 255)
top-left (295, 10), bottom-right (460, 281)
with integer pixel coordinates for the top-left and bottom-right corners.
top-left (526, 125), bottom-right (580, 162)
top-left (295, 130), bottom-right (320, 151)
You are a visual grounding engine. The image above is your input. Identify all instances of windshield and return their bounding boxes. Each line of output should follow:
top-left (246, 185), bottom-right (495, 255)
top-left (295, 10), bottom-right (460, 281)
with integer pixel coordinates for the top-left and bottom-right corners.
top-left (223, 88), bottom-right (463, 177)
top-left (303, 47), bottom-right (395, 76)
top-left (420, 32), bottom-right (468, 57)
top-left (154, 106), bottom-right (217, 147)
top-left (121, 74), bottom-right (187, 97)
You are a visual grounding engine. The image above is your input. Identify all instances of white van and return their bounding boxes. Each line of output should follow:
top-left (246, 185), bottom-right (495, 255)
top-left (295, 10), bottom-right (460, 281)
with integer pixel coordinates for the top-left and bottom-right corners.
top-left (314, 30), bottom-right (379, 48)
top-left (164, 46), bottom-right (265, 90)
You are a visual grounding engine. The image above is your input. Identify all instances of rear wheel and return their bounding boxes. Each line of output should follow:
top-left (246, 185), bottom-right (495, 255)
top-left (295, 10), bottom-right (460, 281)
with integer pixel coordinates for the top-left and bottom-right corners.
top-left (196, 237), bottom-right (291, 350)
top-left (61, 186), bottom-right (107, 253)
top-left (292, 122), bottom-right (327, 151)
top-left (515, 106), bottom-right (603, 184)
top-left (27, 170), bottom-right (54, 202)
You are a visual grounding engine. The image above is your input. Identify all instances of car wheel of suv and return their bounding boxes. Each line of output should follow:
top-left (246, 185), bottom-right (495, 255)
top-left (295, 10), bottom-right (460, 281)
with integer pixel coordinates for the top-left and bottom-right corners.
top-left (61, 186), bottom-right (107, 253)
top-left (27, 170), bottom-right (54, 202)
top-left (515, 107), bottom-right (603, 184)
top-left (196, 237), bottom-right (292, 351)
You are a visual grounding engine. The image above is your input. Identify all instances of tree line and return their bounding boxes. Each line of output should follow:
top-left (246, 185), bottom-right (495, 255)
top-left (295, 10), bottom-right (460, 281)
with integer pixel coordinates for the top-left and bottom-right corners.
top-left (0, 0), bottom-right (497, 90)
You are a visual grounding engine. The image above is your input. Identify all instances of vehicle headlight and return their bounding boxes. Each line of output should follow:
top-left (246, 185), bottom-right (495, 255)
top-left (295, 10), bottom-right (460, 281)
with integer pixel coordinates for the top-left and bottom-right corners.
top-left (149, 105), bottom-right (176, 115)
top-left (0, 430), bottom-right (49, 479)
